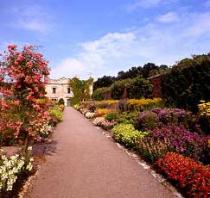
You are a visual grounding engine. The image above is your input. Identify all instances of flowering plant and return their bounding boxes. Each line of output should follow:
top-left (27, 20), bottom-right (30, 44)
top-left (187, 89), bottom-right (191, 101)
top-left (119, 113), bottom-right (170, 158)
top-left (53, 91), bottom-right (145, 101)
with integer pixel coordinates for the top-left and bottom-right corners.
top-left (198, 101), bottom-right (210, 135)
top-left (95, 100), bottom-right (118, 109)
top-left (137, 136), bottom-right (171, 163)
top-left (0, 147), bottom-right (33, 192)
top-left (151, 125), bottom-right (209, 163)
top-left (112, 124), bottom-right (148, 148)
top-left (85, 112), bottom-right (95, 119)
top-left (126, 98), bottom-right (164, 111)
top-left (92, 117), bottom-right (105, 126)
top-left (198, 101), bottom-right (210, 117)
top-left (0, 45), bottom-right (50, 146)
top-left (156, 152), bottom-right (210, 197)
top-left (100, 120), bottom-right (116, 130)
top-left (136, 108), bottom-right (201, 132)
top-left (95, 108), bottom-right (113, 117)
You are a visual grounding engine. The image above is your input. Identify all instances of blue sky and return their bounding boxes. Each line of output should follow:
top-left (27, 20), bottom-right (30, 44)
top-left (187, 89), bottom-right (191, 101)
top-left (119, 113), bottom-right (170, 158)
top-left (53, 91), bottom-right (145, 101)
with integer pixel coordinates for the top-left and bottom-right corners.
top-left (1, 0), bottom-right (210, 79)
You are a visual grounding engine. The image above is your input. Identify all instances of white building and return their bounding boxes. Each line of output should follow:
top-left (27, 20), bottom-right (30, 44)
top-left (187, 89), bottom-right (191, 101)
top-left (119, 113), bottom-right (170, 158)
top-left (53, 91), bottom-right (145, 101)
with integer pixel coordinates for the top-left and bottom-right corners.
top-left (45, 77), bottom-right (73, 106)
top-left (45, 77), bottom-right (93, 106)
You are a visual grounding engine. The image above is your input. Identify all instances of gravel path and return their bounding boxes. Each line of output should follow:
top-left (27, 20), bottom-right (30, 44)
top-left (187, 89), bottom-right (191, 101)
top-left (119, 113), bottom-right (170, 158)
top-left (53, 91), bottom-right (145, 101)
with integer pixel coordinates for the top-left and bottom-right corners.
top-left (26, 107), bottom-right (177, 198)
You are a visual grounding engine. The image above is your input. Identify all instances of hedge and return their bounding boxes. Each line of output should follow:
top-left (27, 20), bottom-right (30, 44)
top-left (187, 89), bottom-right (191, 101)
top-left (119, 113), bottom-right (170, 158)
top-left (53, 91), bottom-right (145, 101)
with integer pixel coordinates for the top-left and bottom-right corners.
top-left (161, 55), bottom-right (210, 112)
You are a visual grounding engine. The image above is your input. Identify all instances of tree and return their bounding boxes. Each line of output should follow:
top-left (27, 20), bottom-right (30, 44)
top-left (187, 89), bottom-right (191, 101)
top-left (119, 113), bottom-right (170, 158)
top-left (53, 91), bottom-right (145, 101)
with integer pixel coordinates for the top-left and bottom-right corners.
top-left (93, 75), bottom-right (115, 90)
top-left (162, 54), bottom-right (210, 112)
top-left (0, 45), bottom-right (50, 148)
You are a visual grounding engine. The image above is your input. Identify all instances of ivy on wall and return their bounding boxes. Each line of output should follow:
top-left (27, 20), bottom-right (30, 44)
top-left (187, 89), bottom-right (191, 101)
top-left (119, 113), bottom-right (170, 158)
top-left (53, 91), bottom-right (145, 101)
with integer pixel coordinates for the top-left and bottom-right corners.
top-left (69, 77), bottom-right (93, 105)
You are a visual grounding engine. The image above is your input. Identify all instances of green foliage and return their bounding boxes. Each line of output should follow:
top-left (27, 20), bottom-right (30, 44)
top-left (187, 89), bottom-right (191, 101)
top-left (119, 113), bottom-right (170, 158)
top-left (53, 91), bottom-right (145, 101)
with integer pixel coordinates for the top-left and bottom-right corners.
top-left (112, 124), bottom-right (148, 148)
top-left (58, 98), bottom-right (65, 105)
top-left (105, 77), bottom-right (153, 100)
top-left (105, 112), bottom-right (118, 121)
top-left (119, 98), bottom-right (164, 112)
top-left (116, 111), bottom-right (139, 124)
top-left (135, 111), bottom-right (159, 130)
top-left (49, 105), bottom-right (63, 125)
top-left (93, 76), bottom-right (115, 90)
top-left (162, 54), bottom-right (210, 112)
top-left (92, 87), bottom-right (111, 101)
top-left (111, 79), bottom-right (131, 99)
top-left (70, 77), bottom-right (93, 105)
top-left (127, 77), bottom-right (153, 99)
top-left (93, 64), bottom-right (169, 90)
top-left (137, 136), bottom-right (171, 163)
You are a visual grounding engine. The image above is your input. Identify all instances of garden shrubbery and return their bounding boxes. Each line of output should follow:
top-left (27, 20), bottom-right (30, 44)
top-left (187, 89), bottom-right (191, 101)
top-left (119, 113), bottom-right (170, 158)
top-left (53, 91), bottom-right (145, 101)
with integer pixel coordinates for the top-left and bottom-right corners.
top-left (75, 97), bottom-right (210, 196)
top-left (151, 125), bottom-right (209, 163)
top-left (92, 87), bottom-right (111, 101)
top-left (112, 124), bottom-right (148, 148)
top-left (156, 152), bottom-right (210, 197)
top-left (161, 54), bottom-right (210, 112)
top-left (0, 146), bottom-right (33, 193)
top-left (119, 98), bottom-right (164, 112)
top-left (137, 136), bottom-right (171, 163)
top-left (135, 108), bottom-right (200, 132)
top-left (0, 45), bottom-right (65, 195)
top-left (198, 101), bottom-right (210, 135)
top-left (49, 105), bottom-right (64, 126)
top-left (75, 53), bottom-right (210, 197)
top-left (93, 76), bottom-right (153, 101)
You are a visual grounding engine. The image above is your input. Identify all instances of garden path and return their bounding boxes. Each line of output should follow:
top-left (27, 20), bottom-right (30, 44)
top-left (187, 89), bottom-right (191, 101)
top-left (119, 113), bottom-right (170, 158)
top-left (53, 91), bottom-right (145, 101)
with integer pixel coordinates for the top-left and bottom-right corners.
top-left (26, 107), bottom-right (177, 198)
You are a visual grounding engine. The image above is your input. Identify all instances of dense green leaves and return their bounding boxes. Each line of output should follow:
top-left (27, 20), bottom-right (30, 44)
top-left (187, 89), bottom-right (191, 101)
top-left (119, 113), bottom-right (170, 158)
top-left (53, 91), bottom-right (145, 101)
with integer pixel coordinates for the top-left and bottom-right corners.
top-left (93, 77), bottom-right (153, 100)
top-left (70, 77), bottom-right (93, 105)
top-left (92, 87), bottom-right (111, 101)
top-left (162, 54), bottom-right (210, 112)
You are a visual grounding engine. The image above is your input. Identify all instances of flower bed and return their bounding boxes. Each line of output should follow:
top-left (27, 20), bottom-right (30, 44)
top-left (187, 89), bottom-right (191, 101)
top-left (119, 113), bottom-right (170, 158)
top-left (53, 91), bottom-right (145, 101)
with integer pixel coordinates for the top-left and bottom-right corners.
top-left (156, 152), bottom-right (210, 197)
top-left (92, 117), bottom-right (116, 130)
top-left (137, 136), bottom-right (171, 163)
top-left (151, 125), bottom-right (209, 163)
top-left (76, 99), bottom-right (210, 196)
top-left (112, 124), bottom-right (148, 148)
top-left (0, 147), bottom-right (33, 194)
top-left (135, 108), bottom-right (199, 132)
top-left (95, 108), bottom-right (113, 117)
top-left (119, 98), bottom-right (164, 112)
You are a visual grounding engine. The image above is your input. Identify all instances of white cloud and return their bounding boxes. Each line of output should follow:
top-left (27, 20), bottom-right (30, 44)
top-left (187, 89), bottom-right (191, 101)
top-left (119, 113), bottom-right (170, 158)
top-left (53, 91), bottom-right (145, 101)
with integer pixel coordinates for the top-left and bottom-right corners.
top-left (51, 32), bottom-right (136, 79)
top-left (157, 12), bottom-right (179, 23)
top-left (9, 5), bottom-right (52, 33)
top-left (50, 58), bottom-right (85, 79)
top-left (51, 11), bottom-right (210, 80)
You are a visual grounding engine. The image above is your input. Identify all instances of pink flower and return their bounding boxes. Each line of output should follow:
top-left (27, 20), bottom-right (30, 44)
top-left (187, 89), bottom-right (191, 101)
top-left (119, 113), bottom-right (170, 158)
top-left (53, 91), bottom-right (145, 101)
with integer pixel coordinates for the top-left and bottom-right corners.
top-left (8, 44), bottom-right (17, 51)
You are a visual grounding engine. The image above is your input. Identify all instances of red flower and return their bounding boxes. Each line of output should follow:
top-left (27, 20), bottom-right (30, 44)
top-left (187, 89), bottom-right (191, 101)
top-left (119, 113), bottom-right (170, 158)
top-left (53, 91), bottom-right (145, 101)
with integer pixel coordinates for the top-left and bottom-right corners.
top-left (156, 152), bottom-right (210, 197)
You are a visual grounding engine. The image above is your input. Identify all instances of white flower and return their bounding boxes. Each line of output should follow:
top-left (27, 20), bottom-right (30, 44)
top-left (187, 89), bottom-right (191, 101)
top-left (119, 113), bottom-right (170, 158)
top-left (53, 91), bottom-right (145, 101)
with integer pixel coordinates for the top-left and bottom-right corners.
top-left (27, 146), bottom-right (32, 151)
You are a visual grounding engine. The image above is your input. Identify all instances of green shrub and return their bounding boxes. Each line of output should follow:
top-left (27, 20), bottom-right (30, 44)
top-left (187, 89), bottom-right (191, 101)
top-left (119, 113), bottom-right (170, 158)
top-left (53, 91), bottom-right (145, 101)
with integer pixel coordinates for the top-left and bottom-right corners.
top-left (116, 111), bottom-right (138, 124)
top-left (105, 112), bottom-right (118, 121)
top-left (162, 54), bottom-right (210, 112)
top-left (134, 111), bottom-right (159, 130)
top-left (111, 79), bottom-right (131, 99)
top-left (127, 77), bottom-right (153, 99)
top-left (92, 87), bottom-right (111, 101)
top-left (49, 105), bottom-right (63, 125)
top-left (110, 77), bottom-right (153, 100)
top-left (58, 98), bottom-right (65, 105)
top-left (112, 124), bottom-right (148, 148)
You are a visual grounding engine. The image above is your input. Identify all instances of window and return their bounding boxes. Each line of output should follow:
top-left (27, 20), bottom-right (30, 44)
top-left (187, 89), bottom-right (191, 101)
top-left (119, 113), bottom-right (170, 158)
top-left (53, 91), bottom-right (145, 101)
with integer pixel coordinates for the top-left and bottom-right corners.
top-left (67, 87), bottom-right (71, 94)
top-left (52, 87), bottom-right (56, 94)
